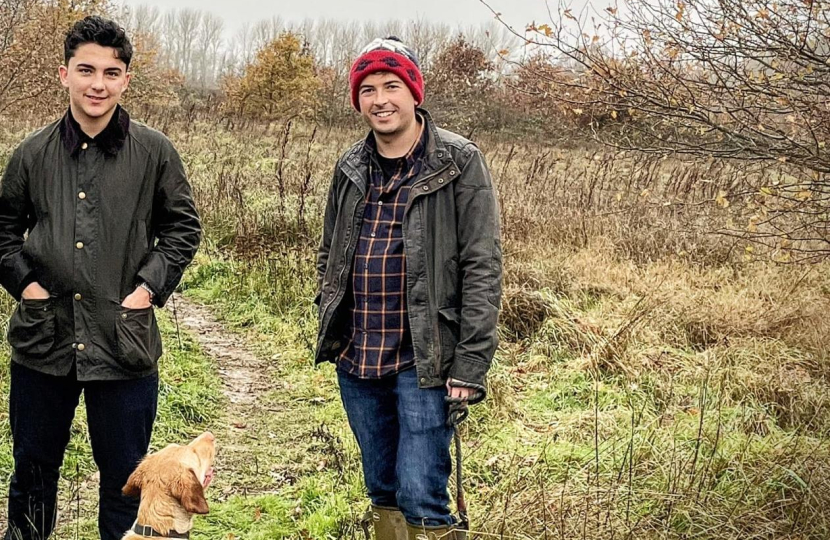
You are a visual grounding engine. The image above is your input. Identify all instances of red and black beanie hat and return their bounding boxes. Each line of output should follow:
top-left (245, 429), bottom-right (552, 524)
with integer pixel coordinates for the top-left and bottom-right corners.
top-left (349, 37), bottom-right (424, 111)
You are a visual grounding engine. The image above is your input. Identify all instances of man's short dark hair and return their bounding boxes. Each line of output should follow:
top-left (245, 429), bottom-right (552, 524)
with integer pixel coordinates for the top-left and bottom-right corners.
top-left (64, 16), bottom-right (133, 68)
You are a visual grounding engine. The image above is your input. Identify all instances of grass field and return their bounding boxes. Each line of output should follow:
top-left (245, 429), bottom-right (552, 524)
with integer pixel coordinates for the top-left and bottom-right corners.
top-left (1, 113), bottom-right (829, 539)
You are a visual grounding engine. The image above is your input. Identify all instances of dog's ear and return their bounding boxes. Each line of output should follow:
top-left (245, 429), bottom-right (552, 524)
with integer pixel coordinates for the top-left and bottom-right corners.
top-left (172, 467), bottom-right (209, 515)
top-left (123, 459), bottom-right (147, 498)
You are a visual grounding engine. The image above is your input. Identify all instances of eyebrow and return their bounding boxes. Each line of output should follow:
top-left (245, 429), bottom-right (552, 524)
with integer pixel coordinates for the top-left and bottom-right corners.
top-left (75, 63), bottom-right (123, 73)
top-left (360, 79), bottom-right (401, 89)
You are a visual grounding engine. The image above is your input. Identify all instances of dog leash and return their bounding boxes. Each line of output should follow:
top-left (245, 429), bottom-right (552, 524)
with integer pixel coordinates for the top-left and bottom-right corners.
top-left (446, 397), bottom-right (470, 531)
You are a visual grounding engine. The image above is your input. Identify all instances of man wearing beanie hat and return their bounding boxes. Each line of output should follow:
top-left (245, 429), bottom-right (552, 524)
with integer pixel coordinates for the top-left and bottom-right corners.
top-left (315, 37), bottom-right (502, 540)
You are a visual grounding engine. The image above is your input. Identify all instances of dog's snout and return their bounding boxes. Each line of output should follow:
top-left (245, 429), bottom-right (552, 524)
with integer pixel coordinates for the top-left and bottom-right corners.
top-left (190, 431), bottom-right (215, 448)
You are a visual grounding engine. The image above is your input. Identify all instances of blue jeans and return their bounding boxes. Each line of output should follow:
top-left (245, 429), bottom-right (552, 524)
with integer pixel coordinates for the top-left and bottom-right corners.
top-left (337, 367), bottom-right (455, 527)
top-left (4, 362), bottom-right (158, 540)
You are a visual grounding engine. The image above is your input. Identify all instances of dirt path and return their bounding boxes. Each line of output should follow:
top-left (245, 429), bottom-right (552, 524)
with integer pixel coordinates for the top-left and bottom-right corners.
top-left (52, 293), bottom-right (284, 538)
top-left (167, 293), bottom-right (274, 423)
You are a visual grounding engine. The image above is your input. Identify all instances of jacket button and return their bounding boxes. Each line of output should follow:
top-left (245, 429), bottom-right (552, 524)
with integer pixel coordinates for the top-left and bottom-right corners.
top-left (74, 293), bottom-right (82, 301)
top-left (77, 343), bottom-right (85, 351)
top-left (450, 170), bottom-right (456, 176)
top-left (422, 186), bottom-right (429, 191)
top-left (81, 142), bottom-right (88, 150)
top-left (122, 313), bottom-right (128, 319)
top-left (420, 377), bottom-right (427, 384)
top-left (438, 178), bottom-right (444, 184)
top-left (78, 192), bottom-right (86, 200)
top-left (75, 241), bottom-right (84, 249)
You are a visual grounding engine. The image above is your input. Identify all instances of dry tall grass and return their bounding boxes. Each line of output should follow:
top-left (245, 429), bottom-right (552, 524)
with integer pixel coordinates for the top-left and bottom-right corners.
top-left (1, 111), bottom-right (828, 538)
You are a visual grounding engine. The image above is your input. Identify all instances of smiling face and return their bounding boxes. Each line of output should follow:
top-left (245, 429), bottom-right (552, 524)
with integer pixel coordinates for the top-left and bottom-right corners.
top-left (357, 71), bottom-right (418, 139)
top-left (59, 42), bottom-right (130, 129)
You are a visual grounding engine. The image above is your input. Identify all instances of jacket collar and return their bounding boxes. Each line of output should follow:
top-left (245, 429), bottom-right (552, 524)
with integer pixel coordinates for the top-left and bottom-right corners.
top-left (418, 108), bottom-right (451, 171)
top-left (345, 108), bottom-right (449, 188)
top-left (131, 522), bottom-right (190, 539)
top-left (59, 105), bottom-right (130, 157)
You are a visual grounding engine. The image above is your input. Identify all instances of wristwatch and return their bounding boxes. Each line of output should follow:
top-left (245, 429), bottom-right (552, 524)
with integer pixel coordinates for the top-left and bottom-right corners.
top-left (138, 282), bottom-right (155, 302)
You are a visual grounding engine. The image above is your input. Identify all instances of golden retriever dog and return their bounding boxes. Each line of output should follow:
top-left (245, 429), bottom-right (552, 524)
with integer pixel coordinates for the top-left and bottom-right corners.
top-left (121, 431), bottom-right (216, 539)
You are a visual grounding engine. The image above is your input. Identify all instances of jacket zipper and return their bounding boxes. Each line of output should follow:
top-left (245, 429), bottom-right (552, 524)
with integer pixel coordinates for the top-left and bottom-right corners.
top-left (402, 163), bottom-right (454, 377)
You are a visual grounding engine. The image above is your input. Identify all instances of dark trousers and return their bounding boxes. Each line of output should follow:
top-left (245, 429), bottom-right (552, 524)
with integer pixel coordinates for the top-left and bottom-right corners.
top-left (4, 362), bottom-right (158, 540)
top-left (337, 367), bottom-right (455, 527)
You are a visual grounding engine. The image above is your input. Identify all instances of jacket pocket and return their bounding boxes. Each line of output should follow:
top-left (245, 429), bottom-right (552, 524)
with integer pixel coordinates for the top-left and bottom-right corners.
top-left (438, 306), bottom-right (461, 375)
top-left (7, 298), bottom-right (56, 356)
top-left (115, 307), bottom-right (161, 372)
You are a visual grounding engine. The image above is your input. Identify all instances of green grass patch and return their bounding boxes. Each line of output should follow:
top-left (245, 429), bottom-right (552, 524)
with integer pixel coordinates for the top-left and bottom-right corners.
top-left (0, 304), bottom-right (222, 536)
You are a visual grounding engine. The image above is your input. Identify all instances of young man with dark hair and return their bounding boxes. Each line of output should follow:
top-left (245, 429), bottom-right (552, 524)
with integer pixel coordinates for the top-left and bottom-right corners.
top-left (315, 37), bottom-right (502, 540)
top-left (0, 15), bottom-right (201, 540)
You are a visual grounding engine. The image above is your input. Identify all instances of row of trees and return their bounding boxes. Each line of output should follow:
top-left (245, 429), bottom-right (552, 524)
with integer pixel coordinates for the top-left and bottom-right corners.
top-left (111, 5), bottom-right (535, 132)
top-left (4, 0), bottom-right (829, 163)
top-left (0, 1), bottom-right (538, 133)
top-left (113, 5), bottom-right (521, 93)
top-left (2, 0), bottom-right (827, 256)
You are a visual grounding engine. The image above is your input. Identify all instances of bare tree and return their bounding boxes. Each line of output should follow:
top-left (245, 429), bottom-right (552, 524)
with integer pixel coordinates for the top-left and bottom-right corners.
top-left (251, 15), bottom-right (285, 54)
top-left (483, 0), bottom-right (830, 258)
top-left (176, 9), bottom-right (201, 81)
top-left (119, 4), bottom-right (161, 37)
top-left (403, 16), bottom-right (452, 70)
top-left (196, 12), bottom-right (224, 90)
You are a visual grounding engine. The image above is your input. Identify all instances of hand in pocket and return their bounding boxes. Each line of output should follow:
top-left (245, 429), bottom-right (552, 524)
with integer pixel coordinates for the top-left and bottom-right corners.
top-left (122, 286), bottom-right (152, 309)
top-left (21, 282), bottom-right (50, 300)
top-left (8, 297), bottom-right (56, 356)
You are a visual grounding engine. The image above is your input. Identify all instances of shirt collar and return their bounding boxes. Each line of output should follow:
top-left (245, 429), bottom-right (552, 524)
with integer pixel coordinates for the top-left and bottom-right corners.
top-left (365, 113), bottom-right (426, 166)
top-left (60, 105), bottom-right (130, 157)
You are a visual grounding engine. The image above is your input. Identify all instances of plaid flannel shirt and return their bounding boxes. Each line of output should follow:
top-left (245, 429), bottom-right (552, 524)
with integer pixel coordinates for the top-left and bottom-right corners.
top-left (337, 123), bottom-right (427, 378)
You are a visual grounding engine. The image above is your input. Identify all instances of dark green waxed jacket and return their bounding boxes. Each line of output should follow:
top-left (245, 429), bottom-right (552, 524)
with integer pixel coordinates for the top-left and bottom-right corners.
top-left (315, 110), bottom-right (502, 401)
top-left (0, 109), bottom-right (200, 380)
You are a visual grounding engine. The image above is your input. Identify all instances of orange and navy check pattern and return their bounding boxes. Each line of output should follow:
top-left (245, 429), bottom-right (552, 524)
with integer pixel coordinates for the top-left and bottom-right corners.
top-left (337, 126), bottom-right (427, 378)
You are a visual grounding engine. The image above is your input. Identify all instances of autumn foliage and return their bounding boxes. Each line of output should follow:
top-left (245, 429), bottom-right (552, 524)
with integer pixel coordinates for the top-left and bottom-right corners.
top-left (0, 0), bottom-right (107, 116)
top-left (222, 33), bottom-right (319, 121)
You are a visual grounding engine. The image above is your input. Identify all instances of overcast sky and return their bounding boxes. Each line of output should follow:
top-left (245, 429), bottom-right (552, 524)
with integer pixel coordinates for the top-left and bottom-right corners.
top-left (118, 0), bottom-right (591, 37)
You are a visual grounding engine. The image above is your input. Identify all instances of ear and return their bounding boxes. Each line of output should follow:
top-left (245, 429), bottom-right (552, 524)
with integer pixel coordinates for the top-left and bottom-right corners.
top-left (59, 65), bottom-right (69, 88)
top-left (122, 460), bottom-right (147, 498)
top-left (123, 71), bottom-right (132, 93)
top-left (172, 468), bottom-right (209, 515)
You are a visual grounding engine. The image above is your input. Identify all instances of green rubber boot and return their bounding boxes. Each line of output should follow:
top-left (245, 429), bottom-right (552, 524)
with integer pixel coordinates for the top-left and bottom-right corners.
top-left (405, 522), bottom-right (468, 540)
top-left (361, 505), bottom-right (408, 540)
